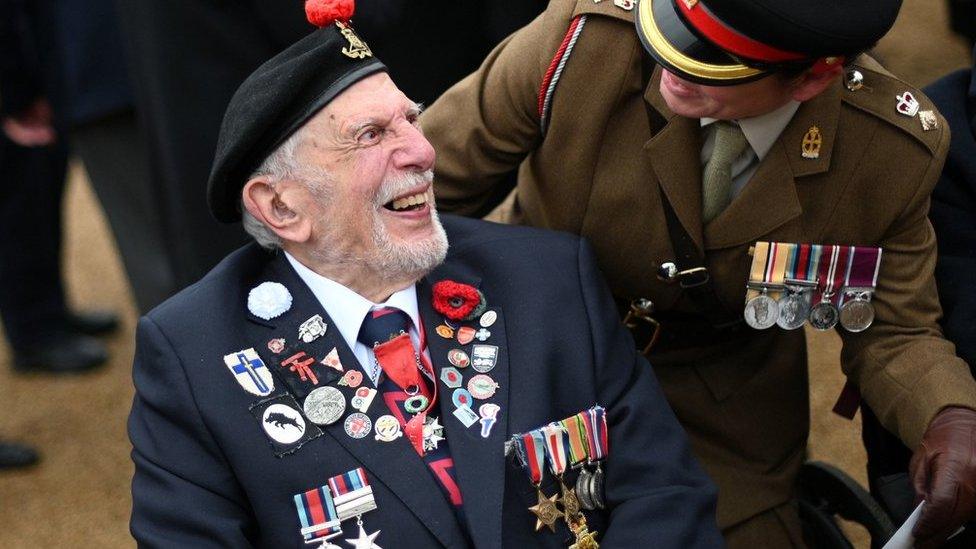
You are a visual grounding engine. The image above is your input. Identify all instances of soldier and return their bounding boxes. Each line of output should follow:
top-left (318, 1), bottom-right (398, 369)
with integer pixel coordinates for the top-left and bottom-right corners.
top-left (422, 0), bottom-right (976, 546)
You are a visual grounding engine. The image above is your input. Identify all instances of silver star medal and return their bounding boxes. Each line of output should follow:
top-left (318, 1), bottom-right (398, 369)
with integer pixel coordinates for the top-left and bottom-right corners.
top-left (345, 523), bottom-right (382, 549)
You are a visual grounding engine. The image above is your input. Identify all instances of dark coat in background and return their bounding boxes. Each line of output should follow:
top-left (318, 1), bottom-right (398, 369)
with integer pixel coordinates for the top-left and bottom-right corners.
top-left (129, 216), bottom-right (722, 548)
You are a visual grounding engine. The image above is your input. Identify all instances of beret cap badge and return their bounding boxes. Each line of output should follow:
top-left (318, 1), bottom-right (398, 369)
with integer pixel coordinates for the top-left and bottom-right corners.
top-left (305, 0), bottom-right (372, 59)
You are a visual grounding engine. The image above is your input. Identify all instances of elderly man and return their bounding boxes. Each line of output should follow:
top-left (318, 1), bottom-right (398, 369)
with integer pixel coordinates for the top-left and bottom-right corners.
top-left (422, 0), bottom-right (976, 546)
top-left (127, 3), bottom-right (721, 548)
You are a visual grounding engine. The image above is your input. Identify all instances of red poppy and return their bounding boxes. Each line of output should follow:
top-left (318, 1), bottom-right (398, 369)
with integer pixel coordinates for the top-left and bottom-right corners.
top-left (432, 280), bottom-right (486, 321)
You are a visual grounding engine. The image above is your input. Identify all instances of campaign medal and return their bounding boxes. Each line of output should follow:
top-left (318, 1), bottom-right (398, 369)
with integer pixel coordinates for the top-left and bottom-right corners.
top-left (326, 468), bottom-right (381, 548)
top-left (374, 415), bottom-right (403, 442)
top-left (299, 314), bottom-right (328, 343)
top-left (561, 413), bottom-right (595, 510)
top-left (447, 349), bottom-right (470, 368)
top-left (839, 246), bottom-right (882, 332)
top-left (468, 374), bottom-right (499, 399)
top-left (542, 421), bottom-right (594, 540)
top-left (517, 430), bottom-right (561, 532)
top-left (778, 244), bottom-right (820, 330)
top-left (743, 242), bottom-right (784, 330)
top-left (809, 245), bottom-right (851, 331)
top-left (579, 407), bottom-right (609, 510)
top-left (223, 348), bottom-right (275, 396)
top-left (294, 483), bottom-right (343, 546)
top-left (344, 413), bottom-right (373, 439)
top-left (304, 386), bottom-right (346, 426)
top-left (471, 345), bottom-right (499, 373)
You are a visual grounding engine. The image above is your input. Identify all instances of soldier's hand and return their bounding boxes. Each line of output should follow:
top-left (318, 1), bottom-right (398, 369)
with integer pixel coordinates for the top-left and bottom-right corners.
top-left (909, 406), bottom-right (976, 548)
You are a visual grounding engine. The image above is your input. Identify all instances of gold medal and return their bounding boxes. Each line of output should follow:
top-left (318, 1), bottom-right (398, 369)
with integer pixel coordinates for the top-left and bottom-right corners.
top-left (528, 489), bottom-right (561, 532)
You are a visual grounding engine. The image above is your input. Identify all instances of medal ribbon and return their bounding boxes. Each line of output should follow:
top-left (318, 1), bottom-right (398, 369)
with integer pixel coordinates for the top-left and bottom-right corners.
top-left (840, 246), bottom-right (882, 305)
top-left (745, 241), bottom-right (771, 302)
top-left (584, 406), bottom-right (609, 461)
top-left (521, 430), bottom-right (547, 486)
top-left (542, 423), bottom-right (570, 476)
top-left (294, 484), bottom-right (342, 540)
top-left (561, 415), bottom-right (589, 465)
top-left (327, 467), bottom-right (377, 522)
top-left (813, 245), bottom-right (838, 304)
top-left (766, 242), bottom-right (790, 299)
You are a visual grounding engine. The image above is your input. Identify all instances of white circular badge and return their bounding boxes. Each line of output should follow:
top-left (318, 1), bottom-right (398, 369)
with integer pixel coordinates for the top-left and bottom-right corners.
top-left (261, 404), bottom-right (307, 444)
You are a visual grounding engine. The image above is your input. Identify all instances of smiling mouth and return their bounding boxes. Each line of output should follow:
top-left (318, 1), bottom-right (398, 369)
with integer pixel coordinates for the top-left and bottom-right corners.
top-left (383, 190), bottom-right (429, 212)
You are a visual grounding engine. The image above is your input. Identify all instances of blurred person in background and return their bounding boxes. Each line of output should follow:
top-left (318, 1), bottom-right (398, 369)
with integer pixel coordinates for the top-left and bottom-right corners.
top-left (115, 0), bottom-right (546, 292)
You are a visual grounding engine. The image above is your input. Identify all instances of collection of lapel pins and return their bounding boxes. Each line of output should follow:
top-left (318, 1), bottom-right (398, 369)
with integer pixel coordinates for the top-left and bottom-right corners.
top-left (435, 312), bottom-right (501, 438)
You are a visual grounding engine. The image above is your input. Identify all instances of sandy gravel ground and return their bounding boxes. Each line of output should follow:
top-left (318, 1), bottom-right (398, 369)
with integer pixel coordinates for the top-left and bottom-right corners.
top-left (0, 1), bottom-right (971, 546)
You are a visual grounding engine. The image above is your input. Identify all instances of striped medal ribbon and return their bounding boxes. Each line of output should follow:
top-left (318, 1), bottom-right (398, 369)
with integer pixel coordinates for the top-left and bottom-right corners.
top-left (294, 484), bottom-right (342, 545)
top-left (839, 246), bottom-right (882, 332)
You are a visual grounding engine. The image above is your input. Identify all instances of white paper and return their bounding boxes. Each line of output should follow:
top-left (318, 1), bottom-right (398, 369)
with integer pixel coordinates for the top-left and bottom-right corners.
top-left (883, 501), bottom-right (925, 549)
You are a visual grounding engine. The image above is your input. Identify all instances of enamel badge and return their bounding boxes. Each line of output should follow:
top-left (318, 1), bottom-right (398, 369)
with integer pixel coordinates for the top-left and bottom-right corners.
top-left (224, 348), bottom-right (275, 396)
top-left (299, 315), bottom-right (328, 343)
top-left (896, 91), bottom-right (920, 117)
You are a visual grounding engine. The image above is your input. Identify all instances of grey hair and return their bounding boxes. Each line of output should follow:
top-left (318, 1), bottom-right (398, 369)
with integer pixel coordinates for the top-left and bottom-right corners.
top-left (240, 128), bottom-right (309, 250)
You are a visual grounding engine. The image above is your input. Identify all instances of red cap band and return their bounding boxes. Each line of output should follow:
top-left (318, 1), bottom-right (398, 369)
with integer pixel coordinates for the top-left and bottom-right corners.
top-left (677, 0), bottom-right (807, 64)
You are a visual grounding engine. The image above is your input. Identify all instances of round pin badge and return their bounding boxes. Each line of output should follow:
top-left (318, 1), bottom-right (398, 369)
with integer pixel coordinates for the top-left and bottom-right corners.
top-left (809, 301), bottom-right (840, 331)
top-left (341, 370), bottom-right (363, 388)
top-left (344, 412), bottom-right (372, 439)
top-left (436, 324), bottom-right (455, 339)
top-left (261, 403), bottom-right (307, 444)
top-left (743, 293), bottom-right (779, 330)
top-left (374, 415), bottom-right (403, 442)
top-left (303, 386), bottom-right (346, 426)
top-left (467, 374), bottom-right (499, 400)
top-left (479, 310), bottom-right (497, 328)
top-left (452, 388), bottom-right (474, 409)
top-left (448, 349), bottom-right (470, 368)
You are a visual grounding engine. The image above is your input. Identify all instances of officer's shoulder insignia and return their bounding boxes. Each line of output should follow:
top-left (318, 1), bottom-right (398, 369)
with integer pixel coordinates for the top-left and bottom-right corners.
top-left (841, 56), bottom-right (945, 155)
top-left (573, 0), bottom-right (636, 21)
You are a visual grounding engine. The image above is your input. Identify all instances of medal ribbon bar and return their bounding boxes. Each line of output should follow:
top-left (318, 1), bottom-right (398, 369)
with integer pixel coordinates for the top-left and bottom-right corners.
top-left (294, 485), bottom-right (343, 540)
top-left (561, 415), bottom-right (589, 466)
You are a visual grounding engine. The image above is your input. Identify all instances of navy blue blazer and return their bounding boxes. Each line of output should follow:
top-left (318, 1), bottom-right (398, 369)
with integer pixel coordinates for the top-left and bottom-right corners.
top-left (926, 60), bottom-right (976, 371)
top-left (128, 215), bottom-right (721, 548)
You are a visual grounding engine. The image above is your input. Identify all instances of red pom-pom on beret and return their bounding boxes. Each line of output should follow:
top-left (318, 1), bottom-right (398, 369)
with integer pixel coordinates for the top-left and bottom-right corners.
top-left (305, 0), bottom-right (355, 28)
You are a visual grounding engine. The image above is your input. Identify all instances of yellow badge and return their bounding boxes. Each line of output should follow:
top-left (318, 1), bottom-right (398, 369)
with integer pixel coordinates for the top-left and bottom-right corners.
top-left (336, 21), bottom-right (372, 59)
top-left (919, 110), bottom-right (938, 132)
top-left (801, 126), bottom-right (822, 159)
top-left (435, 324), bottom-right (455, 339)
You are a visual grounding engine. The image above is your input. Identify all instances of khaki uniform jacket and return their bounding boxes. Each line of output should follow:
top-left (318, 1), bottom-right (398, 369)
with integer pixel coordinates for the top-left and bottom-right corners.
top-left (422, 0), bottom-right (976, 528)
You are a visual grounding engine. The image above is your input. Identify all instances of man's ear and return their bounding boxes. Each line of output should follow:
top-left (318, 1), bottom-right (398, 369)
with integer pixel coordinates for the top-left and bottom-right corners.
top-left (242, 178), bottom-right (314, 244)
top-left (789, 64), bottom-right (844, 102)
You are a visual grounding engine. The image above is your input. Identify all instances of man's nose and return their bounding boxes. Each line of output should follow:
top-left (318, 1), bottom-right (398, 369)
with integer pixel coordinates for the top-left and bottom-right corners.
top-left (393, 123), bottom-right (436, 172)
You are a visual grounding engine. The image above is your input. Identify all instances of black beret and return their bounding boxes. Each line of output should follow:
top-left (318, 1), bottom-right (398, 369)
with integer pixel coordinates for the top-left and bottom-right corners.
top-left (635, 0), bottom-right (903, 86)
top-left (207, 8), bottom-right (385, 222)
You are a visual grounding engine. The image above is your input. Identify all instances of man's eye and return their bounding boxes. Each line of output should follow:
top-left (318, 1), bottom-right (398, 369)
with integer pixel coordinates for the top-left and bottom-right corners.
top-left (359, 128), bottom-right (381, 143)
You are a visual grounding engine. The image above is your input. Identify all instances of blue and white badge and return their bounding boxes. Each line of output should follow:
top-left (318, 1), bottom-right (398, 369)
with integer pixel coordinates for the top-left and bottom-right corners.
top-left (223, 347), bottom-right (275, 396)
top-left (452, 388), bottom-right (474, 409)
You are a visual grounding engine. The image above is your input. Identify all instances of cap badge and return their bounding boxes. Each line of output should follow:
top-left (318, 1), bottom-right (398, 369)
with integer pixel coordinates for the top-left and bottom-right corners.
top-left (895, 92), bottom-right (920, 117)
top-left (845, 70), bottom-right (864, 92)
top-left (614, 0), bottom-right (635, 10)
top-left (801, 126), bottom-right (822, 159)
top-left (336, 21), bottom-right (372, 59)
top-left (918, 110), bottom-right (938, 132)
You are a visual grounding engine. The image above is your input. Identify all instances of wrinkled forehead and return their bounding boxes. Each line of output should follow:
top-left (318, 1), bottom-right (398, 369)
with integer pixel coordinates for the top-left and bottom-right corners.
top-left (310, 72), bottom-right (416, 131)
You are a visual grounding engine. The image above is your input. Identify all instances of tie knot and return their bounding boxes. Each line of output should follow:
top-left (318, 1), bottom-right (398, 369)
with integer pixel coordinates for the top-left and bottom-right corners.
top-left (711, 121), bottom-right (749, 164)
top-left (358, 307), bottom-right (412, 347)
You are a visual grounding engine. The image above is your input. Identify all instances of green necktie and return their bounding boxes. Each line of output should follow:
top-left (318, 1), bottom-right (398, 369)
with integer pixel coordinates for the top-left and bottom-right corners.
top-left (702, 121), bottom-right (750, 223)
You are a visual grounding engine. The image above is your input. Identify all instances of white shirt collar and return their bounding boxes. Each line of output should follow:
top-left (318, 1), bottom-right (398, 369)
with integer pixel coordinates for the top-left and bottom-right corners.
top-left (283, 252), bottom-right (422, 353)
top-left (700, 99), bottom-right (801, 161)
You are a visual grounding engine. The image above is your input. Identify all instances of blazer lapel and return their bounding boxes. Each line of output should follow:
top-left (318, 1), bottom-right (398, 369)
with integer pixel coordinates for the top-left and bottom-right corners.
top-left (419, 264), bottom-right (509, 549)
top-left (242, 254), bottom-right (468, 548)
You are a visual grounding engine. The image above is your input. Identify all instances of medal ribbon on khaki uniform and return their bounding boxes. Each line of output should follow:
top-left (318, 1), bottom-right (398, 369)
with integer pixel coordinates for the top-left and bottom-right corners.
top-left (838, 246), bottom-right (882, 332)
top-left (744, 241), bottom-right (771, 303)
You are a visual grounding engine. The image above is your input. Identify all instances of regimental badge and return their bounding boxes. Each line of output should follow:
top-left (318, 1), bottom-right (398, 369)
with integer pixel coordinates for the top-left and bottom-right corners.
top-left (344, 412), bottom-right (373, 439)
top-left (440, 367), bottom-right (463, 389)
top-left (456, 326), bottom-right (476, 345)
top-left (918, 110), bottom-right (938, 131)
top-left (801, 126), bottom-right (822, 159)
top-left (613, 0), bottom-right (634, 10)
top-left (374, 415), bottom-right (403, 442)
top-left (250, 394), bottom-right (322, 456)
top-left (471, 344), bottom-right (499, 373)
top-left (299, 315), bottom-right (328, 343)
top-left (224, 348), bottom-right (275, 396)
top-left (303, 386), bottom-right (346, 426)
top-left (351, 387), bottom-right (377, 413)
top-left (267, 338), bottom-right (286, 354)
top-left (468, 374), bottom-right (499, 399)
top-left (896, 91), bottom-right (920, 117)
top-left (336, 21), bottom-right (372, 59)
top-left (321, 347), bottom-right (344, 372)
